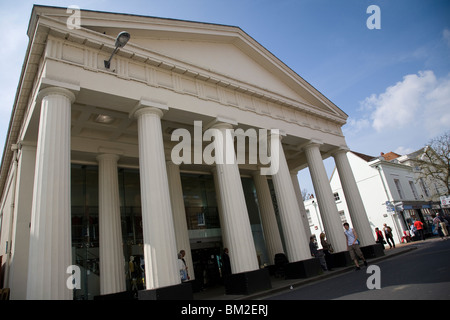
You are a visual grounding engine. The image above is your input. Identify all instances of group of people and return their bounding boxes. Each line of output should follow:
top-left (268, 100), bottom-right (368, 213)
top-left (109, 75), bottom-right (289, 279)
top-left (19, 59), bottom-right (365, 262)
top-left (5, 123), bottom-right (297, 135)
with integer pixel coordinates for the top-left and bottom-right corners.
top-left (432, 213), bottom-right (449, 240)
top-left (177, 247), bottom-right (233, 283)
top-left (309, 232), bottom-right (334, 271)
top-left (375, 213), bottom-right (450, 249)
top-left (309, 222), bottom-right (368, 272)
top-left (178, 213), bottom-right (450, 281)
top-left (408, 219), bottom-right (426, 241)
top-left (407, 213), bottom-right (450, 241)
top-left (375, 223), bottom-right (396, 249)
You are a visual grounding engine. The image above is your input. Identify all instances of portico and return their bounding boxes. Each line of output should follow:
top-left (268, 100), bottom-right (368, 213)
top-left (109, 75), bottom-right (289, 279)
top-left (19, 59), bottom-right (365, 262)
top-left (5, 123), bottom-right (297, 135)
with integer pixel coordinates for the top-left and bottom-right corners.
top-left (0, 6), bottom-right (375, 300)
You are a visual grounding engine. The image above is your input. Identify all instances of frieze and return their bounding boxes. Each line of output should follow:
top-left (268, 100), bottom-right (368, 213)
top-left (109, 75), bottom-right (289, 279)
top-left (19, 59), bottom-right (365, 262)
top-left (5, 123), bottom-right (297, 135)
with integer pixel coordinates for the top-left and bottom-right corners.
top-left (44, 35), bottom-right (344, 137)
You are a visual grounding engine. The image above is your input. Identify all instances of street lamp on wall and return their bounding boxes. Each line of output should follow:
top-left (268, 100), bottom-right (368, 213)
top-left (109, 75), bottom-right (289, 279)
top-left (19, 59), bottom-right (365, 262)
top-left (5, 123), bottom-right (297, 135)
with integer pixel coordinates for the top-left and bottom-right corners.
top-left (104, 31), bottom-right (131, 69)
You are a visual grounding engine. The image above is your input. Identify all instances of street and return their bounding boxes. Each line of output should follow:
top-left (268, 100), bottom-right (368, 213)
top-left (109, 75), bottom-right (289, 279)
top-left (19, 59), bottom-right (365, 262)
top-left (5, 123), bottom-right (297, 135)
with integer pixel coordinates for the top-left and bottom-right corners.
top-left (265, 238), bottom-right (450, 300)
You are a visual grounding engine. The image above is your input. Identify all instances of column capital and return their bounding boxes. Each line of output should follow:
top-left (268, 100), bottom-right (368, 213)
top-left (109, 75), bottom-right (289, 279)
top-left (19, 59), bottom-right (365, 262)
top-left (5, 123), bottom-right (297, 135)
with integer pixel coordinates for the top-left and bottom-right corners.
top-left (331, 146), bottom-right (350, 156)
top-left (302, 139), bottom-right (323, 151)
top-left (38, 86), bottom-right (76, 103)
top-left (130, 99), bottom-right (168, 119)
top-left (133, 106), bottom-right (165, 119)
top-left (205, 117), bottom-right (237, 131)
top-left (96, 153), bottom-right (120, 162)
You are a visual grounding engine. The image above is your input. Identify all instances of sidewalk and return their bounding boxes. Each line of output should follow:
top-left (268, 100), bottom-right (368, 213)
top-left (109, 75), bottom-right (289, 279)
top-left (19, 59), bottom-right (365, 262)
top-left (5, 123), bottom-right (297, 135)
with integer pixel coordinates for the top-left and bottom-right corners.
top-left (193, 240), bottom-right (420, 300)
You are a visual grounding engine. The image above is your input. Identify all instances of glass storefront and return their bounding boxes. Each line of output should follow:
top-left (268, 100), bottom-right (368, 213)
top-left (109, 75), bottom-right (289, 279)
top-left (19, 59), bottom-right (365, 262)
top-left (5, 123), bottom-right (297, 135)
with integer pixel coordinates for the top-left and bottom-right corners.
top-left (71, 165), bottom-right (100, 300)
top-left (70, 165), bottom-right (269, 299)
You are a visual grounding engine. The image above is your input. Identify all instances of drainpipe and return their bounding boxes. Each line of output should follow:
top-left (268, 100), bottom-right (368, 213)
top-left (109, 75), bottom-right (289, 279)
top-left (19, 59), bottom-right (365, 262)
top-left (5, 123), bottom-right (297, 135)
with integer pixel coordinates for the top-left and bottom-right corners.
top-left (4, 143), bottom-right (20, 288)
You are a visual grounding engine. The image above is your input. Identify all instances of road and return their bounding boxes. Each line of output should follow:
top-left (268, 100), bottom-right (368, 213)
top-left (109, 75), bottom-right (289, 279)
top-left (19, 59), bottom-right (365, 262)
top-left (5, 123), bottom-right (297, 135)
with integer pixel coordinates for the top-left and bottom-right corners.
top-left (265, 238), bottom-right (450, 300)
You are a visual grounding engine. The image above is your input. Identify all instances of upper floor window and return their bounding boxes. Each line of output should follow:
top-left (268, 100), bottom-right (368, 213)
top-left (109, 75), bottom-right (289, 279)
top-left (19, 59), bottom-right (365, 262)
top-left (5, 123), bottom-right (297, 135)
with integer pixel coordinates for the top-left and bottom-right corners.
top-left (339, 210), bottom-right (347, 224)
top-left (333, 192), bottom-right (340, 201)
top-left (409, 181), bottom-right (419, 200)
top-left (419, 178), bottom-right (430, 197)
top-left (306, 209), bottom-right (313, 226)
top-left (394, 179), bottom-right (405, 199)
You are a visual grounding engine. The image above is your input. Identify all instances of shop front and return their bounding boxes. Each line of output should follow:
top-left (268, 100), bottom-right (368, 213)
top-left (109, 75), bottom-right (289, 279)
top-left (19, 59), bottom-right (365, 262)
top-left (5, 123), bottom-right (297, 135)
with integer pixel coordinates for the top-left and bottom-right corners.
top-left (399, 201), bottom-right (447, 238)
top-left (70, 165), bottom-right (269, 299)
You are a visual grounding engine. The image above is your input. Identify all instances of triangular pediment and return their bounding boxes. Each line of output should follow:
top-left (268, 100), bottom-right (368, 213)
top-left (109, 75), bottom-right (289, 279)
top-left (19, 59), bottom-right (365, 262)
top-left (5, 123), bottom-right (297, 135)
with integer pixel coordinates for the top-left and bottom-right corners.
top-left (30, 5), bottom-right (348, 122)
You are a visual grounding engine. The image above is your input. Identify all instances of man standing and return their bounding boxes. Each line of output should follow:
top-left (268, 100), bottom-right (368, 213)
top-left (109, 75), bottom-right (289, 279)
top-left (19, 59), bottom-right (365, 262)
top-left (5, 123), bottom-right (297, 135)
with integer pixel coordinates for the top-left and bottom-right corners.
top-left (221, 248), bottom-right (232, 277)
top-left (343, 223), bottom-right (368, 271)
top-left (414, 219), bottom-right (425, 241)
top-left (179, 250), bottom-right (190, 280)
top-left (309, 235), bottom-right (328, 271)
top-left (383, 223), bottom-right (395, 249)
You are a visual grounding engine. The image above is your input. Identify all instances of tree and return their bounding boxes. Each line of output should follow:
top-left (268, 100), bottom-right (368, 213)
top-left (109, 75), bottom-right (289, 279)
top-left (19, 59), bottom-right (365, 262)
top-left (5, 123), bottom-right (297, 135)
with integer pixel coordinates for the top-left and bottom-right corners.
top-left (301, 188), bottom-right (308, 201)
top-left (412, 131), bottom-right (450, 198)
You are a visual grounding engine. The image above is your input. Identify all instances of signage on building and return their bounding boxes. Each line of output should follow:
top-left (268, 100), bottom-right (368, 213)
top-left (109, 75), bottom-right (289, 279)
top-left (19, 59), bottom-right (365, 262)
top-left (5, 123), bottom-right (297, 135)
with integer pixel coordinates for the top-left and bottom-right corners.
top-left (440, 195), bottom-right (450, 207)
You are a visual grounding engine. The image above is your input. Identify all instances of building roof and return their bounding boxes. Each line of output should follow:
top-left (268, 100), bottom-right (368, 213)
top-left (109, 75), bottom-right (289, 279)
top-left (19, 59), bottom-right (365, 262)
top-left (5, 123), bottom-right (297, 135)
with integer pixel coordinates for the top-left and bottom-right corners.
top-left (380, 152), bottom-right (401, 161)
top-left (351, 151), bottom-right (376, 162)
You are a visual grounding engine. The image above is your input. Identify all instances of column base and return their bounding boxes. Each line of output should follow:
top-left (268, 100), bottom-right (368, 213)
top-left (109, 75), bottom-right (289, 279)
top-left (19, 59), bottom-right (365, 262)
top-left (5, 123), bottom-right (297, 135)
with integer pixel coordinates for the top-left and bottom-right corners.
top-left (138, 282), bottom-right (193, 300)
top-left (328, 251), bottom-right (353, 268)
top-left (360, 243), bottom-right (385, 259)
top-left (284, 258), bottom-right (322, 279)
top-left (224, 268), bottom-right (272, 295)
top-left (94, 290), bottom-right (136, 300)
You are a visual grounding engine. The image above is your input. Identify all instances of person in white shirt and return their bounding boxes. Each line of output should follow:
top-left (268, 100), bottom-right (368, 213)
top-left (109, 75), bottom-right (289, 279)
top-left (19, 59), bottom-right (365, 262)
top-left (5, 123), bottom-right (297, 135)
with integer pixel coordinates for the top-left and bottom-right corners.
top-left (343, 223), bottom-right (368, 270)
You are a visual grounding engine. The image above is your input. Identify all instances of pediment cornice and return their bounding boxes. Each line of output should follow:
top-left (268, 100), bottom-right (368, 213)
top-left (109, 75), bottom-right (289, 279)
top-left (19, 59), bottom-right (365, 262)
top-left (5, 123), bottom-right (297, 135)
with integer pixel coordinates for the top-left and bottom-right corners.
top-left (28, 6), bottom-right (347, 124)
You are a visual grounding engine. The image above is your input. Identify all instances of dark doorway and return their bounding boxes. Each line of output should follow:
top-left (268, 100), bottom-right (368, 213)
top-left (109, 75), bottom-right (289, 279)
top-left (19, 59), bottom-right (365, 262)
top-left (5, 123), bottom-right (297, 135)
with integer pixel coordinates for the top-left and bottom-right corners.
top-left (191, 247), bottom-right (222, 291)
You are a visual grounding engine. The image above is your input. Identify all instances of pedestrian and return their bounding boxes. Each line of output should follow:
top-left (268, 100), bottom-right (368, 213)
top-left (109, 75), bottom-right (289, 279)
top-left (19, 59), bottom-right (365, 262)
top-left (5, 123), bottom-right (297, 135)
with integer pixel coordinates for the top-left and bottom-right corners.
top-left (383, 223), bottom-right (395, 248)
top-left (179, 249), bottom-right (190, 280)
top-left (309, 235), bottom-right (328, 271)
top-left (178, 252), bottom-right (188, 282)
top-left (413, 219), bottom-right (425, 241)
top-left (221, 248), bottom-right (232, 277)
top-left (433, 214), bottom-right (448, 240)
top-left (320, 232), bottom-right (334, 271)
top-left (409, 222), bottom-right (416, 241)
top-left (375, 227), bottom-right (385, 248)
top-left (343, 223), bottom-right (368, 271)
top-left (442, 214), bottom-right (450, 236)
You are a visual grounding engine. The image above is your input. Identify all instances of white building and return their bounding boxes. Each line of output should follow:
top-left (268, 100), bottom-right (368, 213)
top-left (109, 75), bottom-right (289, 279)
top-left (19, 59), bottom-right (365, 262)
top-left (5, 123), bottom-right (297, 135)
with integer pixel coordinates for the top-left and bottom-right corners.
top-left (0, 6), bottom-right (375, 300)
top-left (305, 150), bottom-right (449, 247)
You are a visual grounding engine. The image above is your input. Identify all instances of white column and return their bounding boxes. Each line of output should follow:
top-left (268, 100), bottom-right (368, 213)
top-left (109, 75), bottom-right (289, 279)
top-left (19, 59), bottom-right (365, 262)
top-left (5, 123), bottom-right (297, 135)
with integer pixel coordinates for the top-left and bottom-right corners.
top-left (27, 87), bottom-right (74, 300)
top-left (304, 143), bottom-right (347, 252)
top-left (212, 169), bottom-right (229, 249)
top-left (97, 153), bottom-right (126, 295)
top-left (291, 172), bottom-right (312, 238)
top-left (134, 106), bottom-right (180, 289)
top-left (166, 160), bottom-right (194, 280)
top-left (8, 144), bottom-right (36, 300)
top-left (271, 136), bottom-right (311, 262)
top-left (211, 122), bottom-right (259, 274)
top-left (252, 173), bottom-right (284, 265)
top-left (332, 149), bottom-right (375, 246)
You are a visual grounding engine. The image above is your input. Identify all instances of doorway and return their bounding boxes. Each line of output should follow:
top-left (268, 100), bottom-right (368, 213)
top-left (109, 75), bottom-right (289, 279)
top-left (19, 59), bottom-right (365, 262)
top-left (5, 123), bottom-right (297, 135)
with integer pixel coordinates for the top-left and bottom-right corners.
top-left (191, 246), bottom-right (223, 291)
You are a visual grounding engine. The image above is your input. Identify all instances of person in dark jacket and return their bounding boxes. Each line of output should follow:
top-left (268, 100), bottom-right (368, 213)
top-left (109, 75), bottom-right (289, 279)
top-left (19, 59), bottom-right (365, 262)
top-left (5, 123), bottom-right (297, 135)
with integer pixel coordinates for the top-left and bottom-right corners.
top-left (221, 248), bottom-right (232, 277)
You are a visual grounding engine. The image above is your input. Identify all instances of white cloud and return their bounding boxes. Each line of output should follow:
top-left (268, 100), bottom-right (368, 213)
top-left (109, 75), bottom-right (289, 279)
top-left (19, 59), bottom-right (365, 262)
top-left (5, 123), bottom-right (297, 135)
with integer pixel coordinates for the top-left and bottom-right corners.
top-left (344, 70), bottom-right (450, 156)
top-left (363, 70), bottom-right (439, 132)
top-left (358, 71), bottom-right (450, 140)
top-left (443, 28), bottom-right (450, 47)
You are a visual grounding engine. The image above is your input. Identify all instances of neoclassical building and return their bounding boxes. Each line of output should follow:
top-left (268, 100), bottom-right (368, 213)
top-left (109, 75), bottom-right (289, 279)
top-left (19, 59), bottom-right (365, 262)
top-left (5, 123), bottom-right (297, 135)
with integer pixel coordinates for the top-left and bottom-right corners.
top-left (0, 5), bottom-right (377, 300)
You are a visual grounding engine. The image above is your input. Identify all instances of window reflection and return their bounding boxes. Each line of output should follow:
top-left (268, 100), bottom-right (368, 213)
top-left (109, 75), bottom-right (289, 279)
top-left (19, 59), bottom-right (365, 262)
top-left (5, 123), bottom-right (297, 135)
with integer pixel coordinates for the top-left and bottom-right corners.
top-left (71, 165), bottom-right (100, 300)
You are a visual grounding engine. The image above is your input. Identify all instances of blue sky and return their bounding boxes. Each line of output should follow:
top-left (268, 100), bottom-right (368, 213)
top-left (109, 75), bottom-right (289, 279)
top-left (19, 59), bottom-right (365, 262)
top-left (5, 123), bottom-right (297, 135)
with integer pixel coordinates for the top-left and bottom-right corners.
top-left (0, 0), bottom-right (449, 195)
